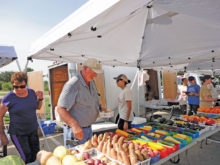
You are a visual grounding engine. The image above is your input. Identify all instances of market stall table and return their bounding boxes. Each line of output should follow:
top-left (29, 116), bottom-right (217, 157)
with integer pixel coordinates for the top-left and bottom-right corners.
top-left (27, 126), bottom-right (220, 165)
top-left (142, 100), bottom-right (180, 120)
top-left (153, 126), bottom-right (220, 165)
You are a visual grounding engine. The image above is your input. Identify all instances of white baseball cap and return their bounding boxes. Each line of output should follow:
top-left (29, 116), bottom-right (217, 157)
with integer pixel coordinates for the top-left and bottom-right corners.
top-left (83, 58), bottom-right (102, 73)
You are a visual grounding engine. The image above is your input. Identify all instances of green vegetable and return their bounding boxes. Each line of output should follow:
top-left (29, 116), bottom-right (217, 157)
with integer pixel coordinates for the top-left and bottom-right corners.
top-left (0, 155), bottom-right (25, 165)
top-left (157, 139), bottom-right (175, 147)
top-left (184, 128), bottom-right (197, 134)
top-left (141, 135), bottom-right (152, 142)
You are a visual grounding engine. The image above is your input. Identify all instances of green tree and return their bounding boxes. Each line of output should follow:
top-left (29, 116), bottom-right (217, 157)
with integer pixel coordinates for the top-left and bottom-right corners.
top-left (177, 71), bottom-right (184, 75)
top-left (2, 82), bottom-right (13, 91)
top-left (0, 81), bottom-right (4, 90)
top-left (0, 71), bottom-right (14, 82)
top-left (26, 67), bottom-right (34, 72)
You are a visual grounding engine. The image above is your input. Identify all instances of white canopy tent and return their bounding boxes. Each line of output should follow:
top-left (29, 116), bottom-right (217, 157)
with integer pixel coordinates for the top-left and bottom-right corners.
top-left (0, 46), bottom-right (20, 70)
top-left (29, 0), bottom-right (220, 69)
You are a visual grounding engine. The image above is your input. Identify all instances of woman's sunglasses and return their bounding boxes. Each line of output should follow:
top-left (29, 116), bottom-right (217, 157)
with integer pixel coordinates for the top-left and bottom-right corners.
top-left (13, 85), bottom-right (26, 89)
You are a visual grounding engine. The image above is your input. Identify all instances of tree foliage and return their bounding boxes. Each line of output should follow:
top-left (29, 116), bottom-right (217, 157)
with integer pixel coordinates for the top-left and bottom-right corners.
top-left (26, 67), bottom-right (34, 72)
top-left (0, 71), bottom-right (14, 82)
top-left (2, 82), bottom-right (13, 91)
top-left (177, 71), bottom-right (185, 75)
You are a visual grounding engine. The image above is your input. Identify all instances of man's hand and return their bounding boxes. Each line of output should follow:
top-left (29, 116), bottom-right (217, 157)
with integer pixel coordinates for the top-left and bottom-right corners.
top-left (100, 106), bottom-right (107, 112)
top-left (0, 134), bottom-right (9, 146)
top-left (71, 124), bottom-right (83, 140)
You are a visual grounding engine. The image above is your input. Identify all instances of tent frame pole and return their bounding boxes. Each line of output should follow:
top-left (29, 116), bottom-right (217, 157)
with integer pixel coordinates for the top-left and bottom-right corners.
top-left (15, 59), bottom-right (22, 72)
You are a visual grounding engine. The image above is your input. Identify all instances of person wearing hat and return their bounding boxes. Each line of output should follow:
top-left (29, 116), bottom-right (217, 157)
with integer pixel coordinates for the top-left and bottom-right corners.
top-left (56, 58), bottom-right (105, 146)
top-left (200, 75), bottom-right (217, 108)
top-left (187, 76), bottom-right (200, 115)
top-left (114, 74), bottom-right (134, 131)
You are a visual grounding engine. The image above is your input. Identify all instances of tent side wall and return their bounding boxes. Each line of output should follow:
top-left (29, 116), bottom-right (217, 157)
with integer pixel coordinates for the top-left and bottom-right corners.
top-left (48, 63), bottom-right (146, 121)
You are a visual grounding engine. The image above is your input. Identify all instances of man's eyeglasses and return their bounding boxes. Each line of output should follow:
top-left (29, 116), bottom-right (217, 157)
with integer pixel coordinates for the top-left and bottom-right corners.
top-left (13, 85), bottom-right (26, 89)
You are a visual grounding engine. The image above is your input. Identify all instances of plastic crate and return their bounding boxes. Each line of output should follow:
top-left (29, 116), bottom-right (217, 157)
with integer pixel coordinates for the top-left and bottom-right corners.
top-left (131, 123), bottom-right (147, 128)
top-left (40, 120), bottom-right (56, 135)
top-left (161, 136), bottom-right (185, 150)
top-left (150, 154), bottom-right (160, 164)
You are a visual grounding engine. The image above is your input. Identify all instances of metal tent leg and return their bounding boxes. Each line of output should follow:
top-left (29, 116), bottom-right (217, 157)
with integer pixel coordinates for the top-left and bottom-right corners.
top-left (185, 149), bottom-right (191, 165)
top-left (37, 117), bottom-right (51, 152)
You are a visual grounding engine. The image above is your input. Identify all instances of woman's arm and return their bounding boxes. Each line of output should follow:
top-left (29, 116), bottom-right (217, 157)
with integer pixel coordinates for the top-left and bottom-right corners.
top-left (123, 101), bottom-right (132, 131)
top-left (37, 99), bottom-right (43, 109)
top-left (204, 96), bottom-right (217, 102)
top-left (0, 103), bottom-right (9, 145)
top-left (125, 101), bottom-right (132, 121)
top-left (35, 91), bottom-right (44, 109)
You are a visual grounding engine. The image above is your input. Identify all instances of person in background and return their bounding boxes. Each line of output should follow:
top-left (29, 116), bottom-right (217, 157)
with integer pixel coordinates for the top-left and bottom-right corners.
top-left (177, 78), bottom-right (188, 114)
top-left (114, 74), bottom-right (134, 131)
top-left (210, 82), bottom-right (218, 106)
top-left (0, 72), bottom-right (43, 163)
top-left (187, 76), bottom-right (200, 115)
top-left (57, 58), bottom-right (106, 147)
top-left (200, 75), bottom-right (217, 108)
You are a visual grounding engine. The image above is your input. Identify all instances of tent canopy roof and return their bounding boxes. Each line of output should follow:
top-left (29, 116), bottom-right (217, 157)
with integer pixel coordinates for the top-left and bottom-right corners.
top-left (29, 0), bottom-right (220, 68)
top-left (0, 46), bottom-right (17, 68)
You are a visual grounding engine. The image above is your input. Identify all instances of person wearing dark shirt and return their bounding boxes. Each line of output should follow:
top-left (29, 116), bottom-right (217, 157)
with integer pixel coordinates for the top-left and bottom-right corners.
top-left (0, 72), bottom-right (43, 163)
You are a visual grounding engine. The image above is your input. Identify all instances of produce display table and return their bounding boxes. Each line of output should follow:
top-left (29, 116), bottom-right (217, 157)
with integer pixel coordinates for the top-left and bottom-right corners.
top-left (56, 121), bottom-right (117, 133)
top-left (92, 122), bottom-right (117, 133)
top-left (153, 126), bottom-right (220, 165)
top-left (143, 102), bottom-right (180, 120)
top-left (27, 127), bottom-right (220, 165)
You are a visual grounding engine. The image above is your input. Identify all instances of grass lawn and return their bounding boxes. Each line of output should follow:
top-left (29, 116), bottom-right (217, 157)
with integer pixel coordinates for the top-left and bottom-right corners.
top-left (0, 92), bottom-right (8, 96)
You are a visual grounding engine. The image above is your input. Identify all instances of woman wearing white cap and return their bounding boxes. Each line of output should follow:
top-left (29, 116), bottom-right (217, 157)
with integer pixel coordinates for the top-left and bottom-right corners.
top-left (114, 74), bottom-right (134, 131)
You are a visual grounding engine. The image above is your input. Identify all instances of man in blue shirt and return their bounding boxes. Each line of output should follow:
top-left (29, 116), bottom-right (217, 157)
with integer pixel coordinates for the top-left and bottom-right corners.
top-left (187, 76), bottom-right (200, 115)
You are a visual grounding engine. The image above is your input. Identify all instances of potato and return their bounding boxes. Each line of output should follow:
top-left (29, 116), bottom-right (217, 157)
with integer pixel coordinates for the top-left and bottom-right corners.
top-left (98, 134), bottom-right (103, 142)
top-left (106, 140), bottom-right (112, 156)
top-left (121, 150), bottom-right (131, 165)
top-left (118, 136), bottom-right (125, 146)
top-left (102, 141), bottom-right (108, 154)
top-left (135, 150), bottom-right (144, 161)
top-left (110, 148), bottom-right (117, 160)
top-left (141, 149), bottom-right (149, 160)
top-left (97, 140), bottom-right (105, 152)
top-left (129, 152), bottom-right (138, 165)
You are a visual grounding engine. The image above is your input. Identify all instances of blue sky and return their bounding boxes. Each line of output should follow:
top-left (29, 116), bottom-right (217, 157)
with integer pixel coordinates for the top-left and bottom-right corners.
top-left (0, 0), bottom-right (87, 74)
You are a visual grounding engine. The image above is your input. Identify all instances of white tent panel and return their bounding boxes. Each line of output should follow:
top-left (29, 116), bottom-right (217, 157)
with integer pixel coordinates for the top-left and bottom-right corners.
top-left (30, 0), bottom-right (151, 66)
top-left (140, 7), bottom-right (220, 68)
top-left (0, 46), bottom-right (17, 68)
top-left (154, 0), bottom-right (220, 24)
top-left (187, 59), bottom-right (220, 71)
top-left (29, 0), bottom-right (220, 68)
